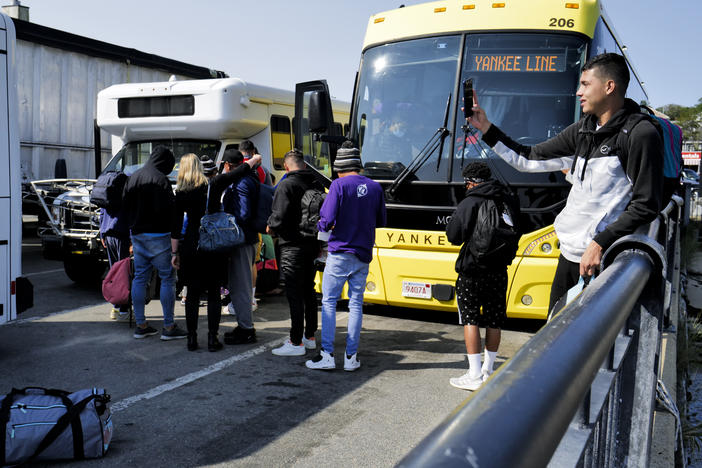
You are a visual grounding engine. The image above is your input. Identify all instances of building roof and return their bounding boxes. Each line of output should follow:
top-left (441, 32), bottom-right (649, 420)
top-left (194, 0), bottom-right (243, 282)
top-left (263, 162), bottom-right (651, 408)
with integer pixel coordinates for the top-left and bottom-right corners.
top-left (12, 18), bottom-right (227, 79)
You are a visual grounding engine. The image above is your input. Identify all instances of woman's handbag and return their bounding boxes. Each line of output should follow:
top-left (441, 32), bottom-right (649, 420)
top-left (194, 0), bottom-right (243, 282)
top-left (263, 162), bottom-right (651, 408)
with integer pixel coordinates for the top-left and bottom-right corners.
top-left (198, 185), bottom-right (244, 253)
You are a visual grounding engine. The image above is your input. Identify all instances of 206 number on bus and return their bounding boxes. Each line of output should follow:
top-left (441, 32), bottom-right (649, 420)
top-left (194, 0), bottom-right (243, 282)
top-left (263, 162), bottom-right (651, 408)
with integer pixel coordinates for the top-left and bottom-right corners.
top-left (549, 18), bottom-right (575, 28)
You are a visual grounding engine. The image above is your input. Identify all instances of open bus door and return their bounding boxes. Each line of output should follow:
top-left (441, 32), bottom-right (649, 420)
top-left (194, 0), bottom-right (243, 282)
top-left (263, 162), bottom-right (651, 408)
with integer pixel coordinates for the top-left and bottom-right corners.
top-left (293, 80), bottom-right (344, 182)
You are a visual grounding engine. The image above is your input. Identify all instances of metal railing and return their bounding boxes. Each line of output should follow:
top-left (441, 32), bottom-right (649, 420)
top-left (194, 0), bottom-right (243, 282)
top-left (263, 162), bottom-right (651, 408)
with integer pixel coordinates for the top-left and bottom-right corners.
top-left (398, 195), bottom-right (683, 468)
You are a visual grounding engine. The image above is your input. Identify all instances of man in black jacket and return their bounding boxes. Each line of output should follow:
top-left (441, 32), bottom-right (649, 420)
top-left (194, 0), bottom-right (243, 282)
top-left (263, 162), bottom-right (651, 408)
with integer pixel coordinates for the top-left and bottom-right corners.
top-left (446, 161), bottom-right (520, 391)
top-left (267, 150), bottom-right (323, 356)
top-left (467, 53), bottom-right (663, 311)
top-left (122, 145), bottom-right (187, 340)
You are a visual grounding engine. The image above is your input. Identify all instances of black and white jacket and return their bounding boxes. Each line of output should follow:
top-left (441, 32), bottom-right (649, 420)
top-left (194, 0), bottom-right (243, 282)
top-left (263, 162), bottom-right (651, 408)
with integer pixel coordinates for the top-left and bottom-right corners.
top-left (482, 99), bottom-right (663, 263)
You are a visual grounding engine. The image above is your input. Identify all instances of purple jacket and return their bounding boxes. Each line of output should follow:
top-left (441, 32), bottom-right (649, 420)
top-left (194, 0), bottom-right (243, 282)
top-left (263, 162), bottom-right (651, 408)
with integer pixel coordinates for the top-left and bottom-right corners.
top-left (318, 174), bottom-right (386, 263)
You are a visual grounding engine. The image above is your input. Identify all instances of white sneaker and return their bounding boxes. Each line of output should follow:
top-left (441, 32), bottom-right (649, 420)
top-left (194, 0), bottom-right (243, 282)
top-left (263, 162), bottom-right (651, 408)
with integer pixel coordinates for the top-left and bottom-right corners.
top-left (344, 353), bottom-right (361, 371)
top-left (481, 368), bottom-right (493, 383)
top-left (251, 299), bottom-right (258, 312)
top-left (305, 350), bottom-right (336, 370)
top-left (116, 312), bottom-right (130, 322)
top-left (272, 340), bottom-right (306, 356)
top-left (449, 371), bottom-right (483, 391)
top-left (302, 336), bottom-right (316, 350)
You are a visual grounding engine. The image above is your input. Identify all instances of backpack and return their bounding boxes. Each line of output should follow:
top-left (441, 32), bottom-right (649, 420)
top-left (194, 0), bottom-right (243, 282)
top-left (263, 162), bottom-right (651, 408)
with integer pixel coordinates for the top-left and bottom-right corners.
top-left (642, 107), bottom-right (683, 178)
top-left (102, 257), bottom-right (131, 306)
top-left (469, 198), bottom-right (520, 262)
top-left (252, 182), bottom-right (275, 234)
top-left (0, 387), bottom-right (113, 466)
top-left (90, 171), bottom-right (128, 212)
top-left (299, 188), bottom-right (326, 237)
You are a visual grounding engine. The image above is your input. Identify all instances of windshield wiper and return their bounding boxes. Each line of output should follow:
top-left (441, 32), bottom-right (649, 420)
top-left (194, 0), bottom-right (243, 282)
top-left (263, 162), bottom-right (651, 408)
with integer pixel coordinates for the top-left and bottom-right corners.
top-left (385, 93), bottom-right (451, 201)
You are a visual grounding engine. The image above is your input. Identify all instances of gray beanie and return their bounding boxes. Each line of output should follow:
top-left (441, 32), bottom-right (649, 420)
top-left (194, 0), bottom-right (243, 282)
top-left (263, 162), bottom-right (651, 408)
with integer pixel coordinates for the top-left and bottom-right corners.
top-left (333, 146), bottom-right (362, 173)
top-left (200, 155), bottom-right (217, 175)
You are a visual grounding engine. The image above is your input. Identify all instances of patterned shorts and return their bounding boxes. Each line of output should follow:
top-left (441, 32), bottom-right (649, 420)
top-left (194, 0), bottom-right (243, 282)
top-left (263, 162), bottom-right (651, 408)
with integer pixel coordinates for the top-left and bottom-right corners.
top-left (456, 269), bottom-right (508, 328)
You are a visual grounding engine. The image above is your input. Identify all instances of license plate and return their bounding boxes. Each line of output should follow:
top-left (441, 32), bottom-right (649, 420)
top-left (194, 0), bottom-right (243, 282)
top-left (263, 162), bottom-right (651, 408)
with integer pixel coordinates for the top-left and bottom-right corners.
top-left (402, 281), bottom-right (432, 299)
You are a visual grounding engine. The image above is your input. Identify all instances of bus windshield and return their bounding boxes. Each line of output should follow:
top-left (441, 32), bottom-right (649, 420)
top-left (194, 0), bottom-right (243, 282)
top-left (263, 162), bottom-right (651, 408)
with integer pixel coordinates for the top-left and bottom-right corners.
top-left (452, 33), bottom-right (587, 181)
top-left (354, 36), bottom-right (460, 182)
top-left (103, 139), bottom-right (221, 180)
top-left (352, 33), bottom-right (586, 184)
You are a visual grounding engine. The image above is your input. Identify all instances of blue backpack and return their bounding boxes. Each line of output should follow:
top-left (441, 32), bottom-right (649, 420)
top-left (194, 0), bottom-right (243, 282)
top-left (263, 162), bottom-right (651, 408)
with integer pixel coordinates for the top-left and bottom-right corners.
top-left (644, 106), bottom-right (683, 178)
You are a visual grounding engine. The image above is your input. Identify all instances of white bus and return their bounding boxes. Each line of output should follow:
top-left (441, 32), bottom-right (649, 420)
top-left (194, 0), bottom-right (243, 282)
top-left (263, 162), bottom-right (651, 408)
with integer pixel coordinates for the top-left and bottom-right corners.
top-left (0, 11), bottom-right (31, 323)
top-left (32, 77), bottom-right (349, 284)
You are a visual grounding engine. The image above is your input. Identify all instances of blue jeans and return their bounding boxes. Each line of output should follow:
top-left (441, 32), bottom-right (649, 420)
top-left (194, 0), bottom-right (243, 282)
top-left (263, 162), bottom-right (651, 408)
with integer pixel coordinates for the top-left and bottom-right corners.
top-left (131, 233), bottom-right (175, 327)
top-left (321, 252), bottom-right (369, 356)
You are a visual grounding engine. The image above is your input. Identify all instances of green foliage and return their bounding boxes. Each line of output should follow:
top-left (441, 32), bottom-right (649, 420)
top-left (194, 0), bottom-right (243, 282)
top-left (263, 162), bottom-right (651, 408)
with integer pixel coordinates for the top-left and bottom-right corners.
top-left (657, 100), bottom-right (702, 143)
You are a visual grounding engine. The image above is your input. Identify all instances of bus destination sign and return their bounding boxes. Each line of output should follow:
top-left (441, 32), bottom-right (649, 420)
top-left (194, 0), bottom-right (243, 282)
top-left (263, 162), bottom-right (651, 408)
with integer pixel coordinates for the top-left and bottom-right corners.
top-left (470, 53), bottom-right (566, 72)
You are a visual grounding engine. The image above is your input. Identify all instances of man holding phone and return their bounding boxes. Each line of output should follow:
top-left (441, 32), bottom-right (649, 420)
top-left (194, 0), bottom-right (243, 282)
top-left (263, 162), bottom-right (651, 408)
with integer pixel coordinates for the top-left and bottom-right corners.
top-left (466, 53), bottom-right (663, 312)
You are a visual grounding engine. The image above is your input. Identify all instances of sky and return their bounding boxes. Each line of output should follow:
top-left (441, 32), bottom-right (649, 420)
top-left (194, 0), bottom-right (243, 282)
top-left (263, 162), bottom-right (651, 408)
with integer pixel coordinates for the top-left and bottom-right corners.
top-left (16, 0), bottom-right (702, 108)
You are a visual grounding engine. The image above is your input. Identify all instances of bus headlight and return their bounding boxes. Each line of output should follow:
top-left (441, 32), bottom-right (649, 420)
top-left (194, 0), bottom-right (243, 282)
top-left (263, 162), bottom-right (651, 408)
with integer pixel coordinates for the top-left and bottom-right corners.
top-left (366, 281), bottom-right (376, 292)
top-left (521, 295), bottom-right (533, 306)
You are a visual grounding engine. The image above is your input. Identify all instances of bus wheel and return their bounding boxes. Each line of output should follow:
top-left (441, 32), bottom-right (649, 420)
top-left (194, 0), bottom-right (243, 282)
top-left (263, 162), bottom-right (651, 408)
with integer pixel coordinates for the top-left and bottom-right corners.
top-left (63, 256), bottom-right (106, 285)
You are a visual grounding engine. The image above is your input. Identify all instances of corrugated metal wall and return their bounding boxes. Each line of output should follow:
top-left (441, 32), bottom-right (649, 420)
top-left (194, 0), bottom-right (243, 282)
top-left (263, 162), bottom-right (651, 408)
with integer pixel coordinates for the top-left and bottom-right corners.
top-left (17, 40), bottom-right (194, 182)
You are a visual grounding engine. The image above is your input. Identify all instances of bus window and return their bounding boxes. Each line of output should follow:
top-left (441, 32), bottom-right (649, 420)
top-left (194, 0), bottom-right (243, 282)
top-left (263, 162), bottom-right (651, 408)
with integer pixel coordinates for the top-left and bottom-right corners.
top-left (270, 114), bottom-right (292, 170)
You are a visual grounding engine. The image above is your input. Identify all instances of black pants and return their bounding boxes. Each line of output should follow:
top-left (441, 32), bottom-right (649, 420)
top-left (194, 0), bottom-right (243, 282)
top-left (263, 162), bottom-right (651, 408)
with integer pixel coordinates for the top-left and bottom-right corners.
top-left (279, 240), bottom-right (319, 345)
top-left (180, 249), bottom-right (225, 334)
top-left (548, 254), bottom-right (581, 313)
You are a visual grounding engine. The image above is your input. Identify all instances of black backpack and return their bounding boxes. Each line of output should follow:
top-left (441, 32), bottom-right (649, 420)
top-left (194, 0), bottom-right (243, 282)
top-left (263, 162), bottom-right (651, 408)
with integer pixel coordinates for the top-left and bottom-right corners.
top-left (299, 188), bottom-right (326, 237)
top-left (469, 198), bottom-right (520, 262)
top-left (90, 171), bottom-right (128, 213)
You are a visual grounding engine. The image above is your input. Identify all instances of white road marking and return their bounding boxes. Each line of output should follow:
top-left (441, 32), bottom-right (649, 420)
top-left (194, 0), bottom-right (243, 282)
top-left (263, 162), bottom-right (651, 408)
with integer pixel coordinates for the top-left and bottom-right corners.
top-left (111, 337), bottom-right (287, 413)
top-left (23, 268), bottom-right (66, 277)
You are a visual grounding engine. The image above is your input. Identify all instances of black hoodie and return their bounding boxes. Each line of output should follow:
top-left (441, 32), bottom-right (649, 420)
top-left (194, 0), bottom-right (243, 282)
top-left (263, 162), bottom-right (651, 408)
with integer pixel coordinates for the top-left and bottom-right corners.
top-left (446, 179), bottom-right (521, 273)
top-left (123, 145), bottom-right (179, 237)
top-left (267, 168), bottom-right (324, 244)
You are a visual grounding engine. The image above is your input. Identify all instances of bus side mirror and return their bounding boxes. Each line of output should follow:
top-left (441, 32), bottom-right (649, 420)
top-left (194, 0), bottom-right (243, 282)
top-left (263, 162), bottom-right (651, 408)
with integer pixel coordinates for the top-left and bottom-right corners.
top-left (308, 91), bottom-right (329, 134)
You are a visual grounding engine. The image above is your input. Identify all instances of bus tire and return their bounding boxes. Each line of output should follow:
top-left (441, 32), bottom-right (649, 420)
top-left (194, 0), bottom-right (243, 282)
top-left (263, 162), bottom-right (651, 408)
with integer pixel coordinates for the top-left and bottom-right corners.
top-left (63, 256), bottom-right (106, 285)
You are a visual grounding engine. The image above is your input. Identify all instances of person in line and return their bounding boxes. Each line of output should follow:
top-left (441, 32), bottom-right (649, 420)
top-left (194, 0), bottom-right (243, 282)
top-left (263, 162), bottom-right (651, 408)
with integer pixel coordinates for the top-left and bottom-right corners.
top-left (306, 143), bottom-right (386, 371)
top-left (466, 53), bottom-right (663, 311)
top-left (99, 201), bottom-right (130, 321)
top-left (267, 149), bottom-right (323, 356)
top-left (239, 140), bottom-right (272, 311)
top-left (221, 149), bottom-right (260, 345)
top-left (445, 161), bottom-right (521, 391)
top-left (173, 153), bottom-right (260, 351)
top-left (122, 145), bottom-right (187, 340)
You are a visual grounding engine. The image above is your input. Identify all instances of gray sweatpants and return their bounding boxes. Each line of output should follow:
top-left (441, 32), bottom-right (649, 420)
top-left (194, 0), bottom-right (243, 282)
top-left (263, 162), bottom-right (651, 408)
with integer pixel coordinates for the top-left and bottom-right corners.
top-left (228, 242), bottom-right (256, 329)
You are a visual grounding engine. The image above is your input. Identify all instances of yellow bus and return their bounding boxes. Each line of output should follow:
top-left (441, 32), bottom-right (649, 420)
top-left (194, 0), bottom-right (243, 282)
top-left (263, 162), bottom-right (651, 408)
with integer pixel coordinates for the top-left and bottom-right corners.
top-left (295, 0), bottom-right (649, 320)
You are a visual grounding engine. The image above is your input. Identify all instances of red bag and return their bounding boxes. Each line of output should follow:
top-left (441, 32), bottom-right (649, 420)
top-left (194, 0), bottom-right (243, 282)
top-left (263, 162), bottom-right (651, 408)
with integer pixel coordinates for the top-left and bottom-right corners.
top-left (102, 257), bottom-right (131, 306)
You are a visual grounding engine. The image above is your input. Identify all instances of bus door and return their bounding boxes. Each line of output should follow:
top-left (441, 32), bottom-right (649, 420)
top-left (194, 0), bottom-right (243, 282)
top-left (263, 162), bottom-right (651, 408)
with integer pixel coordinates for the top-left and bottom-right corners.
top-left (294, 80), bottom-right (343, 181)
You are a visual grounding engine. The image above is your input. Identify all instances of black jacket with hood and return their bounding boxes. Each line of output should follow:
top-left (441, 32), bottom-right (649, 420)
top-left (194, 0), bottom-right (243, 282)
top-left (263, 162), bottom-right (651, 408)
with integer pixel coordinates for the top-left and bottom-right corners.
top-left (446, 179), bottom-right (521, 274)
top-left (123, 145), bottom-right (179, 237)
top-left (267, 168), bottom-right (324, 245)
top-left (483, 98), bottom-right (663, 262)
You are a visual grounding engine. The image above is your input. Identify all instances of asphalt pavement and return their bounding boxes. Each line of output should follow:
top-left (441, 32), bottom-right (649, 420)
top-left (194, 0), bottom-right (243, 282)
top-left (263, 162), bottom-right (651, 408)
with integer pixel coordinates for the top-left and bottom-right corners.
top-left (1, 230), bottom-right (535, 467)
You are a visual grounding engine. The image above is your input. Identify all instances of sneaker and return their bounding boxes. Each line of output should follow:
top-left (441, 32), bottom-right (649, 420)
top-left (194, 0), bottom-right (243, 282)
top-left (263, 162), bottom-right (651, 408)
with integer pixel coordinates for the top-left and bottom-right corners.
top-left (223, 326), bottom-right (257, 345)
top-left (272, 340), bottom-right (306, 356)
top-left (160, 324), bottom-right (188, 341)
top-left (180, 296), bottom-right (187, 306)
top-left (228, 303), bottom-right (236, 316)
top-left (302, 336), bottom-right (316, 350)
top-left (344, 353), bottom-right (361, 372)
top-left (110, 308), bottom-right (119, 320)
top-left (449, 371), bottom-right (483, 391)
top-left (305, 350), bottom-right (336, 370)
top-left (133, 325), bottom-right (159, 339)
top-left (481, 368), bottom-right (493, 383)
top-left (116, 311), bottom-right (130, 322)
top-left (251, 299), bottom-right (258, 312)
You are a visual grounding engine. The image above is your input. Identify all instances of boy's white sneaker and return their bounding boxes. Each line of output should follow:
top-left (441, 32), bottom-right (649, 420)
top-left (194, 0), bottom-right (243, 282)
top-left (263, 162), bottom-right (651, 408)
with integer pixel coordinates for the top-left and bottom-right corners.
top-left (272, 340), bottom-right (306, 356)
top-left (302, 336), bottom-right (317, 350)
top-left (305, 350), bottom-right (336, 370)
top-left (344, 353), bottom-right (361, 371)
top-left (449, 371), bottom-right (483, 391)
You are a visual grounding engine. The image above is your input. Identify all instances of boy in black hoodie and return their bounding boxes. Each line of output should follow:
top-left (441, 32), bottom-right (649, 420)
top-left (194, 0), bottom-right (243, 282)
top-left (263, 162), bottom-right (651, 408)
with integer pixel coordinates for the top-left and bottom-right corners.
top-left (446, 161), bottom-right (520, 391)
top-left (123, 145), bottom-right (187, 341)
top-left (267, 149), bottom-right (323, 356)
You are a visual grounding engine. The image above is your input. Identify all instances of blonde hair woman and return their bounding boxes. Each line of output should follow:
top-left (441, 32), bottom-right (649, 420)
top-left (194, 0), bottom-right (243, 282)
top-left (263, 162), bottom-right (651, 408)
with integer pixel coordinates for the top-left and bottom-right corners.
top-left (173, 152), bottom-right (262, 351)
